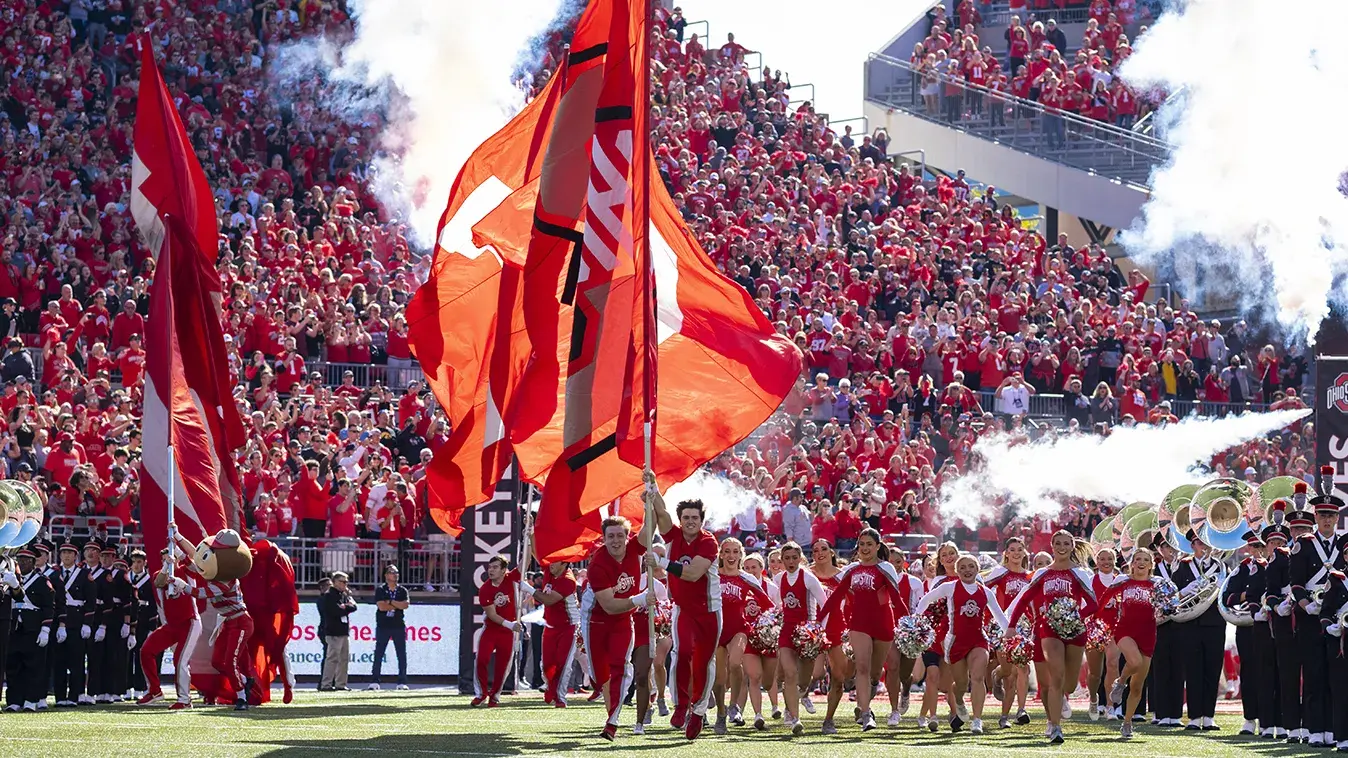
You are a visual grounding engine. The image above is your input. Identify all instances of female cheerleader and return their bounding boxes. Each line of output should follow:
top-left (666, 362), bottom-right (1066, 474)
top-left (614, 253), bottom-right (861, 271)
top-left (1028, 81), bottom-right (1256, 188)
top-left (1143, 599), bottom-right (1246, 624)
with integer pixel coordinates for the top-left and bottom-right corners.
top-left (1086, 547), bottom-right (1125, 721)
top-left (984, 537), bottom-right (1033, 728)
top-left (807, 539), bottom-right (844, 716)
top-left (917, 542), bottom-right (961, 732)
top-left (630, 558), bottom-right (668, 734)
top-left (1098, 547), bottom-right (1159, 739)
top-left (880, 547), bottom-right (926, 726)
top-left (775, 541), bottom-right (828, 737)
top-left (735, 552), bottom-right (780, 729)
top-left (918, 553), bottom-right (1011, 735)
top-left (817, 529), bottom-right (904, 733)
top-left (1007, 530), bottom-right (1098, 744)
top-left (713, 538), bottom-right (771, 734)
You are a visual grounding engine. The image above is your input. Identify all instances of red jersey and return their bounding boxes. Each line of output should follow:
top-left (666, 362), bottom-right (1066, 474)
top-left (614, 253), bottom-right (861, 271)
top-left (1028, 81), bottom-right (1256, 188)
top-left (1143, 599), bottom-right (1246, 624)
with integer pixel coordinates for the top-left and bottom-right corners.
top-left (662, 527), bottom-right (720, 613)
top-left (1007, 567), bottom-right (1098, 629)
top-left (984, 565), bottom-right (1033, 609)
top-left (720, 571), bottom-right (772, 630)
top-left (158, 574), bottom-right (201, 625)
top-left (920, 579), bottom-right (1010, 650)
top-left (819, 561), bottom-right (903, 634)
top-left (477, 568), bottom-right (520, 628)
top-left (585, 535), bottom-right (647, 624)
top-left (541, 569), bottom-right (579, 629)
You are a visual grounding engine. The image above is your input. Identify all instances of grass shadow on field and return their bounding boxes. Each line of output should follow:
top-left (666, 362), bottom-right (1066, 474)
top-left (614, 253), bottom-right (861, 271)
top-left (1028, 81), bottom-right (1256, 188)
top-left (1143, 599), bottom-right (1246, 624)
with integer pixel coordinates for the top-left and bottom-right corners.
top-left (202, 704), bottom-right (411, 720)
top-left (253, 732), bottom-right (586, 756)
top-left (1209, 734), bottom-right (1328, 756)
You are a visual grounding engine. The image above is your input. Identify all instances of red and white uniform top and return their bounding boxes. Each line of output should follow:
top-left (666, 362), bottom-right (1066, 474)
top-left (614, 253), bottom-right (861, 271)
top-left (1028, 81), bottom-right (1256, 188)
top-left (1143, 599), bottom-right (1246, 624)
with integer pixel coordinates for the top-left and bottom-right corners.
top-left (918, 579), bottom-right (1010, 647)
top-left (477, 567), bottom-right (520, 629)
top-left (720, 571), bottom-right (772, 627)
top-left (158, 571), bottom-right (201, 626)
top-left (818, 561), bottom-right (905, 630)
top-left (541, 569), bottom-right (580, 629)
top-left (1091, 570), bottom-right (1127, 602)
top-left (983, 565), bottom-right (1032, 610)
top-left (1006, 566), bottom-right (1098, 630)
top-left (189, 577), bottom-right (248, 621)
top-left (1097, 577), bottom-right (1156, 629)
top-left (774, 567), bottom-right (828, 627)
top-left (662, 527), bottom-right (721, 614)
top-left (583, 534), bottom-right (647, 624)
top-left (892, 570), bottom-right (926, 618)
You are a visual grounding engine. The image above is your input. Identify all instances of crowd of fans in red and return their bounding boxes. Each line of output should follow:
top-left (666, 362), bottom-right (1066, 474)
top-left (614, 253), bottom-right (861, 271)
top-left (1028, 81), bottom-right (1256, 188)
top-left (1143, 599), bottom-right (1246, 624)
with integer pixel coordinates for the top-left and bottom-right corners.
top-left (0, 0), bottom-right (1310, 564)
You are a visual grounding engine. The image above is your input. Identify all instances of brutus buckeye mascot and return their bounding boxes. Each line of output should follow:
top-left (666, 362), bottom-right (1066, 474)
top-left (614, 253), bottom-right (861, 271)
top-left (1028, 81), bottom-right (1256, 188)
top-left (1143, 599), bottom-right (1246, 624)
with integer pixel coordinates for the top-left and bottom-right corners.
top-left (171, 524), bottom-right (258, 710)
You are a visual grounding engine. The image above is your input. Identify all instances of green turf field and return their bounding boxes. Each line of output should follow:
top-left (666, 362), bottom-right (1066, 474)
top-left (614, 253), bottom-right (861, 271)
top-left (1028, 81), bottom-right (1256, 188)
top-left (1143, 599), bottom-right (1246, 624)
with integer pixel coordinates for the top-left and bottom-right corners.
top-left (1, 690), bottom-right (1317, 757)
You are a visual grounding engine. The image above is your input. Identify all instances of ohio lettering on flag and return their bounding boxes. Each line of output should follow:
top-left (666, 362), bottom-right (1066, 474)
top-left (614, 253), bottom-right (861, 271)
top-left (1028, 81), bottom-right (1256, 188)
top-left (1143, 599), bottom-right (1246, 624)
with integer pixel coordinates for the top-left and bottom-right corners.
top-left (133, 41), bottom-right (247, 569)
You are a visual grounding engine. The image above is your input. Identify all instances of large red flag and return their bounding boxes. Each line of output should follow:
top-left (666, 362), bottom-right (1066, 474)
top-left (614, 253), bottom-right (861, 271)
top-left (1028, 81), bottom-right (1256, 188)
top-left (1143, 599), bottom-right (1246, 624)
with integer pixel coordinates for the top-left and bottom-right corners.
top-left (135, 42), bottom-right (247, 569)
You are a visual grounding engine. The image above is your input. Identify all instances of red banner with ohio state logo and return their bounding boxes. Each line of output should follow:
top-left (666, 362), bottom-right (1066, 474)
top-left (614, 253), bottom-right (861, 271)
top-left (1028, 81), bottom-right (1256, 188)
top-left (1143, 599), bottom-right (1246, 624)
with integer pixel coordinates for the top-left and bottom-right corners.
top-left (1317, 356), bottom-right (1348, 531)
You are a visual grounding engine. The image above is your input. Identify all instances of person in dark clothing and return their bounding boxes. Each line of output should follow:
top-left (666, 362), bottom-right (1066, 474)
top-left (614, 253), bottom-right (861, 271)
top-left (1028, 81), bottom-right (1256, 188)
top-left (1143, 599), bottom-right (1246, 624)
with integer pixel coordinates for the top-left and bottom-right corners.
top-left (1045, 20), bottom-right (1068, 54)
top-left (0, 338), bottom-right (33, 384)
top-left (1063, 377), bottom-right (1091, 428)
top-left (4, 548), bottom-right (54, 711)
top-left (314, 576), bottom-right (331, 688)
top-left (369, 565), bottom-right (410, 690)
top-left (319, 572), bottom-right (357, 691)
top-left (51, 542), bottom-right (93, 706)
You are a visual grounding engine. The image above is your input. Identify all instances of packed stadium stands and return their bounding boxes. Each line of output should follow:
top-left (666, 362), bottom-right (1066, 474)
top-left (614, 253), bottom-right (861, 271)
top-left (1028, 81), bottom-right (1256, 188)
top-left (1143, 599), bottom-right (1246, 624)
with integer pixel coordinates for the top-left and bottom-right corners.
top-left (0, 0), bottom-right (1309, 586)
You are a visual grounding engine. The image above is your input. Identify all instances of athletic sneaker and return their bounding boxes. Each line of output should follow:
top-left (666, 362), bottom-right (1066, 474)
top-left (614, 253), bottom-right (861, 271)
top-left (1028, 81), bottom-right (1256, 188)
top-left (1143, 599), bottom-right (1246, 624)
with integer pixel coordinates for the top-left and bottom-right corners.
top-left (861, 712), bottom-right (877, 731)
top-left (928, 717), bottom-right (939, 733)
top-left (800, 695), bottom-right (816, 715)
top-left (685, 712), bottom-right (705, 740)
top-left (367, 683), bottom-right (381, 691)
top-left (395, 684), bottom-right (410, 691)
top-left (657, 700), bottom-right (670, 717)
top-left (772, 708), bottom-right (782, 720)
top-left (1110, 681), bottom-right (1125, 708)
top-left (791, 720), bottom-right (805, 737)
top-left (671, 704), bottom-right (688, 730)
top-left (168, 701), bottom-right (192, 711)
top-left (754, 714), bottom-right (767, 731)
top-left (601, 724), bottom-right (617, 741)
top-left (899, 692), bottom-right (910, 715)
top-left (888, 711), bottom-right (901, 727)
top-left (956, 701), bottom-right (969, 721)
top-left (728, 704), bottom-right (743, 726)
top-left (1060, 697), bottom-right (1072, 720)
top-left (1121, 722), bottom-right (1133, 739)
top-left (713, 714), bottom-right (727, 736)
top-left (917, 716), bottom-right (929, 730)
top-left (821, 718), bottom-right (838, 735)
top-left (971, 718), bottom-right (984, 735)
top-left (1049, 724), bottom-right (1064, 745)
top-left (643, 708), bottom-right (652, 725)
top-left (998, 716), bottom-right (1011, 729)
top-left (1089, 704), bottom-right (1101, 721)
top-left (633, 723), bottom-right (645, 736)
top-left (992, 677), bottom-right (1005, 702)
top-left (136, 691), bottom-right (164, 706)
top-left (950, 714), bottom-right (965, 733)
top-left (1016, 710), bottom-right (1031, 726)
top-left (470, 696), bottom-right (486, 707)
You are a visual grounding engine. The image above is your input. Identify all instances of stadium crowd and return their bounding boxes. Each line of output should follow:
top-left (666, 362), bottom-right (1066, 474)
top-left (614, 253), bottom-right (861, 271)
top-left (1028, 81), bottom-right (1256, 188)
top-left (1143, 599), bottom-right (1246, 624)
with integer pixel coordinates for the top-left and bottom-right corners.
top-left (0, 0), bottom-right (1311, 566)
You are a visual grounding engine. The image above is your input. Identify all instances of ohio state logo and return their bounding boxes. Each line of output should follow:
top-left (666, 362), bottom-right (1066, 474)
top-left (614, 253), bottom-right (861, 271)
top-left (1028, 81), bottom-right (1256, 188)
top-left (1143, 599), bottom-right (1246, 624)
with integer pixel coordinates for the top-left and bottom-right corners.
top-left (614, 574), bottom-right (635, 593)
top-left (1007, 579), bottom-right (1028, 594)
top-left (724, 583), bottom-right (742, 599)
top-left (783, 592), bottom-right (802, 608)
top-left (745, 599), bottom-right (761, 616)
top-left (851, 571), bottom-right (876, 590)
top-left (959, 599), bottom-right (981, 617)
top-left (1328, 373), bottom-right (1348, 413)
top-left (493, 593), bottom-right (509, 607)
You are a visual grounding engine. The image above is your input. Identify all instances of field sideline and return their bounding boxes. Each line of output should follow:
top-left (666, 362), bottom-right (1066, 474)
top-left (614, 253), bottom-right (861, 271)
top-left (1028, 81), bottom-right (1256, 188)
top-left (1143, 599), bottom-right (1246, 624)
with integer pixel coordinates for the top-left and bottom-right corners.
top-left (0, 688), bottom-right (1316, 757)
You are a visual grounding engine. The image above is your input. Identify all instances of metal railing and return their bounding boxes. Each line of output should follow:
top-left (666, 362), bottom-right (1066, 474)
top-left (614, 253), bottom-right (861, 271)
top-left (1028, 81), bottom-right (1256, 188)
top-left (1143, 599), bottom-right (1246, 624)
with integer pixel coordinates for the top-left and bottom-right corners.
top-left (311, 361), bottom-right (424, 390)
top-left (788, 82), bottom-right (816, 108)
top-left (864, 53), bottom-right (1169, 188)
top-left (981, 5), bottom-right (1093, 26)
top-left (282, 537), bottom-right (460, 593)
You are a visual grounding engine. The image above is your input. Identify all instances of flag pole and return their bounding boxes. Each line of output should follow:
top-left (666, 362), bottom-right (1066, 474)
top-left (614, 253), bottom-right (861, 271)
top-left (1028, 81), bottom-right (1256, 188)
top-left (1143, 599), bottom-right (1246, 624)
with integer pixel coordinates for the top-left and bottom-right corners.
top-left (638, 0), bottom-right (657, 645)
top-left (166, 445), bottom-right (175, 577)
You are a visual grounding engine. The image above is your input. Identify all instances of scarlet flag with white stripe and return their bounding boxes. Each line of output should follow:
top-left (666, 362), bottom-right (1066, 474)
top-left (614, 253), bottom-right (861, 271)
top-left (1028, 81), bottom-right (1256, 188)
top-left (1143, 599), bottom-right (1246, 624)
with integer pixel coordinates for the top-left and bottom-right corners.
top-left (134, 41), bottom-right (246, 569)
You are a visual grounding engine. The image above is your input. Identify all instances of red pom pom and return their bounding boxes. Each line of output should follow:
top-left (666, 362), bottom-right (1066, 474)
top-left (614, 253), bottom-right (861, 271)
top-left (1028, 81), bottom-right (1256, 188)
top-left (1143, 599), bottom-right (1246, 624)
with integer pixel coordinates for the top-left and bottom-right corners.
top-left (1294, 482), bottom-right (1308, 494)
top-left (1272, 499), bottom-right (1287, 512)
top-left (1322, 465), bottom-right (1336, 476)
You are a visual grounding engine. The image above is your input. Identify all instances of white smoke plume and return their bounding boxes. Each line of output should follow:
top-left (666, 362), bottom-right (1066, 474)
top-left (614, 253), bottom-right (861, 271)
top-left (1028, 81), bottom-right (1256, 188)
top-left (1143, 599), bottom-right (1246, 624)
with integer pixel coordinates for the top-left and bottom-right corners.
top-left (1119, 0), bottom-right (1348, 341)
top-left (940, 408), bottom-right (1310, 527)
top-left (271, 0), bottom-right (567, 248)
top-left (665, 469), bottom-right (773, 533)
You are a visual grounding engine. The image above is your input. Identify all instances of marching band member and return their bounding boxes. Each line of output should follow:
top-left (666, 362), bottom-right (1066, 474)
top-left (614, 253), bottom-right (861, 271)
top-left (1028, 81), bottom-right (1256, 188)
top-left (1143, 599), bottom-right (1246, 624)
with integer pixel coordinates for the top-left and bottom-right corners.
top-left (774, 540), bottom-right (827, 737)
top-left (1264, 505), bottom-right (1314, 743)
top-left (713, 538), bottom-right (770, 734)
top-left (1007, 530), bottom-right (1097, 745)
top-left (3, 548), bottom-right (53, 712)
top-left (917, 542), bottom-right (960, 732)
top-left (816, 529), bottom-right (903, 733)
top-left (1099, 547), bottom-right (1160, 738)
top-left (630, 558), bottom-right (668, 734)
top-left (1173, 527), bottom-right (1225, 731)
top-left (644, 486), bottom-right (722, 742)
top-left (1086, 548), bottom-right (1125, 721)
top-left (916, 552), bottom-right (1010, 735)
top-left (1251, 523), bottom-right (1289, 739)
top-left (472, 556), bottom-right (520, 708)
top-left (735, 552), bottom-right (779, 729)
top-left (1223, 530), bottom-right (1269, 736)
top-left (82, 541), bottom-right (108, 705)
top-left (806, 539), bottom-right (843, 718)
top-left (1289, 485), bottom-right (1346, 747)
top-left (51, 542), bottom-right (93, 708)
top-left (879, 547), bottom-right (925, 727)
top-left (531, 560), bottom-right (579, 709)
top-left (1150, 535), bottom-right (1185, 727)
top-left (1317, 562), bottom-right (1348, 752)
top-left (984, 538), bottom-right (1033, 728)
top-left (580, 515), bottom-right (652, 741)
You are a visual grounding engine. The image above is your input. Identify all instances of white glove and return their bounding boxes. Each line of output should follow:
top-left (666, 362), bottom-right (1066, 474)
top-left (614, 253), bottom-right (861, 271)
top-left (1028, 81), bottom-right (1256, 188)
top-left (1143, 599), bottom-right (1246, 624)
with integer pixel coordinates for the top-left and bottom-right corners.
top-left (1178, 584), bottom-right (1199, 599)
top-left (37, 628), bottom-right (48, 648)
top-left (1328, 623), bottom-right (1343, 637)
top-left (120, 623), bottom-right (130, 639)
top-left (1276, 600), bottom-right (1293, 617)
top-left (56, 626), bottom-right (67, 644)
top-left (1253, 609), bottom-right (1268, 622)
top-left (171, 577), bottom-right (189, 595)
top-left (629, 591), bottom-right (648, 608)
top-left (1306, 601), bottom-right (1321, 615)
top-left (1, 571), bottom-right (16, 589)
top-left (503, 620), bottom-right (517, 632)
top-left (94, 625), bottom-right (106, 642)
top-left (80, 624), bottom-right (91, 640)
top-left (127, 634), bottom-right (136, 650)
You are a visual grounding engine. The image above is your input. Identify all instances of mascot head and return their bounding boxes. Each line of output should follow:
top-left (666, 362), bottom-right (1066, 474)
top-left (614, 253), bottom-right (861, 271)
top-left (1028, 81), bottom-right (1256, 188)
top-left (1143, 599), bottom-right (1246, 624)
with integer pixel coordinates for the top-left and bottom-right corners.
top-left (189, 529), bottom-right (253, 582)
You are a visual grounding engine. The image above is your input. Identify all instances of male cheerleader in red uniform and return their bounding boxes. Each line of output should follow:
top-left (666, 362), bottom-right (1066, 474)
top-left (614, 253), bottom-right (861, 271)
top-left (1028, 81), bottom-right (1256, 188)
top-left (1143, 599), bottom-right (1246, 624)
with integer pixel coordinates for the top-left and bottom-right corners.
top-left (645, 478), bottom-right (721, 740)
top-left (137, 549), bottom-right (201, 709)
top-left (532, 560), bottom-right (579, 708)
top-left (473, 556), bottom-right (520, 707)
top-left (582, 515), bottom-right (652, 741)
